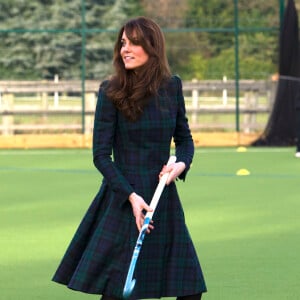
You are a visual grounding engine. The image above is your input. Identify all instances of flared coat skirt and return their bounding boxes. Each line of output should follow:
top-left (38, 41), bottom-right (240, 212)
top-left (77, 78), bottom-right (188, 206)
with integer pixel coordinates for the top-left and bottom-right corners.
top-left (52, 179), bottom-right (207, 299)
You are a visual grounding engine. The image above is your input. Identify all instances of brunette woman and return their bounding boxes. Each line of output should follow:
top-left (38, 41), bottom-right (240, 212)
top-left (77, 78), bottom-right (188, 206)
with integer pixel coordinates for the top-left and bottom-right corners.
top-left (52, 16), bottom-right (207, 300)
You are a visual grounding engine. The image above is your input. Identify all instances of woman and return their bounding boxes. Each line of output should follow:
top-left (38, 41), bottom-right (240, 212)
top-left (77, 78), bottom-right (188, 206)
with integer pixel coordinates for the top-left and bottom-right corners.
top-left (52, 16), bottom-right (207, 300)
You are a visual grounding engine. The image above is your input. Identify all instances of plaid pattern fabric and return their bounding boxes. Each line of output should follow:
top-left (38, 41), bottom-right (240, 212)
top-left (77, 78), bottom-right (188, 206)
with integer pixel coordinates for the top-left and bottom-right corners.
top-left (52, 75), bottom-right (207, 298)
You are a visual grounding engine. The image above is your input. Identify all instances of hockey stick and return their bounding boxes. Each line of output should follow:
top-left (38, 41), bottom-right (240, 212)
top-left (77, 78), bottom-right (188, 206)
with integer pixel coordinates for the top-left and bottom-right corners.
top-left (123, 155), bottom-right (177, 299)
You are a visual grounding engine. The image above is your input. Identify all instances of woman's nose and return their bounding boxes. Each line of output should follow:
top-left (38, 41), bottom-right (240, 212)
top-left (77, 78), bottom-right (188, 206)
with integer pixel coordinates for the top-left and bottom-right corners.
top-left (123, 42), bottom-right (131, 52)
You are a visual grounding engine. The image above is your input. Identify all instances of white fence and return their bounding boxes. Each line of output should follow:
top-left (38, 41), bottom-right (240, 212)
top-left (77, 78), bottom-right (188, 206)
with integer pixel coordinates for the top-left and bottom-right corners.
top-left (0, 79), bottom-right (277, 135)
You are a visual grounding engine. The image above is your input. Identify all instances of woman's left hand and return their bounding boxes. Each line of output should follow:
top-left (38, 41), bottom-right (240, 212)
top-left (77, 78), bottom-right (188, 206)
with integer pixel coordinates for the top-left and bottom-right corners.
top-left (128, 192), bottom-right (154, 233)
top-left (159, 161), bottom-right (186, 185)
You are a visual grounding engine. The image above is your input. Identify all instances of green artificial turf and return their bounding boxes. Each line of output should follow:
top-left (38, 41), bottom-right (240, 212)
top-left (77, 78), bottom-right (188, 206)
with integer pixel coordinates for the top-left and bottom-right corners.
top-left (1, 147), bottom-right (299, 300)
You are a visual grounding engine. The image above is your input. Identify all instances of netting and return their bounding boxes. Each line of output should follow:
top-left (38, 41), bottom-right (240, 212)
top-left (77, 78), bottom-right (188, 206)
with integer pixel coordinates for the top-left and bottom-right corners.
top-left (0, 1), bottom-right (298, 136)
top-left (252, 0), bottom-right (300, 146)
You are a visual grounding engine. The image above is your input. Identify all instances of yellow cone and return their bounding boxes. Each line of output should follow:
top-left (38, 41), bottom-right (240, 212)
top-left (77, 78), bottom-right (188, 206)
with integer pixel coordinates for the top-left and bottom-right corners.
top-left (236, 168), bottom-right (250, 176)
top-left (236, 146), bottom-right (247, 152)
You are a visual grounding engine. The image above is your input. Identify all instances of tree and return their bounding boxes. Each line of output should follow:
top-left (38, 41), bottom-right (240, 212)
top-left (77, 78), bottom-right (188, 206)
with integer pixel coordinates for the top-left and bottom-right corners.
top-left (184, 0), bottom-right (280, 79)
top-left (0, 0), bottom-right (141, 80)
top-left (0, 0), bottom-right (286, 80)
top-left (139, 0), bottom-right (191, 77)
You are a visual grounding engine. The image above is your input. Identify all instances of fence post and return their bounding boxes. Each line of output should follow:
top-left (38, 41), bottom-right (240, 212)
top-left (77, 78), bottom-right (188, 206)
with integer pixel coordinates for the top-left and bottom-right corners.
top-left (2, 93), bottom-right (14, 135)
top-left (41, 91), bottom-right (48, 123)
top-left (54, 74), bottom-right (59, 108)
top-left (222, 75), bottom-right (228, 105)
top-left (243, 91), bottom-right (258, 133)
top-left (84, 92), bottom-right (95, 134)
top-left (191, 78), bottom-right (199, 125)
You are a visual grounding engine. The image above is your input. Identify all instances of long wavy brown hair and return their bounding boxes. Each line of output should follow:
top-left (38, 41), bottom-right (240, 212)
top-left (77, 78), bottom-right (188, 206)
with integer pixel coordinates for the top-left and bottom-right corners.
top-left (105, 17), bottom-right (171, 121)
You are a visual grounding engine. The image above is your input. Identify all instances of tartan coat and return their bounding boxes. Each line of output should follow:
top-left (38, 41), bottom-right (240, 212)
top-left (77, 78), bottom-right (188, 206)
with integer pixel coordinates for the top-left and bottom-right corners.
top-left (52, 75), bottom-right (207, 299)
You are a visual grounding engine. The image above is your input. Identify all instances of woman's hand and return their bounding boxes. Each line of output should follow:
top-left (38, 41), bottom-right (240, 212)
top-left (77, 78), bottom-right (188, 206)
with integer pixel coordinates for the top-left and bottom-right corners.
top-left (128, 192), bottom-right (154, 233)
top-left (159, 161), bottom-right (186, 185)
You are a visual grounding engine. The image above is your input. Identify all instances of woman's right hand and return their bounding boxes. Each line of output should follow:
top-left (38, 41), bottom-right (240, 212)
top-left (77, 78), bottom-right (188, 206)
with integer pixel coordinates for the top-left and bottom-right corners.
top-left (128, 192), bottom-right (154, 233)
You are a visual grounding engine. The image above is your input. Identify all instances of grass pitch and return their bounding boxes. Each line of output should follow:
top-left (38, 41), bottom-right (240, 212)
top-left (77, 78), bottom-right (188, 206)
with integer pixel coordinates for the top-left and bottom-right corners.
top-left (1, 147), bottom-right (299, 300)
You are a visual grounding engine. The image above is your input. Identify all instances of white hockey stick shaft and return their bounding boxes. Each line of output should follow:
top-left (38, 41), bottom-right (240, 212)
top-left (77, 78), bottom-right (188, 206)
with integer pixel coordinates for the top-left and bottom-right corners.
top-left (145, 155), bottom-right (177, 220)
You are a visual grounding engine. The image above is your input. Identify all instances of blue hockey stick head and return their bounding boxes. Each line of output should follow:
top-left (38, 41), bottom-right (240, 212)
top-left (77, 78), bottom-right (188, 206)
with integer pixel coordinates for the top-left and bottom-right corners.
top-left (123, 278), bottom-right (136, 299)
top-left (123, 218), bottom-right (151, 299)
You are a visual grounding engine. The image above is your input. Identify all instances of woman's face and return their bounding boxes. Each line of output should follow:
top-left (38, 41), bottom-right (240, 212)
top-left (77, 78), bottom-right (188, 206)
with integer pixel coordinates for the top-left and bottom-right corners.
top-left (120, 30), bottom-right (149, 70)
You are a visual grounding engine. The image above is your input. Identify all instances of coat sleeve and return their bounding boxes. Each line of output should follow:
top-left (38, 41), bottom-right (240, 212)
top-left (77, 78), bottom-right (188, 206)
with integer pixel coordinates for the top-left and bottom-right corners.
top-left (93, 81), bottom-right (134, 205)
top-left (173, 75), bottom-right (195, 180)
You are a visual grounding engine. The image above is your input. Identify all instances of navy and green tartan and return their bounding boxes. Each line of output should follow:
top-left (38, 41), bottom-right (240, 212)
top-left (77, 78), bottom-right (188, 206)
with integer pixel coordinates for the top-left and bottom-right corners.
top-left (52, 75), bottom-right (207, 299)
